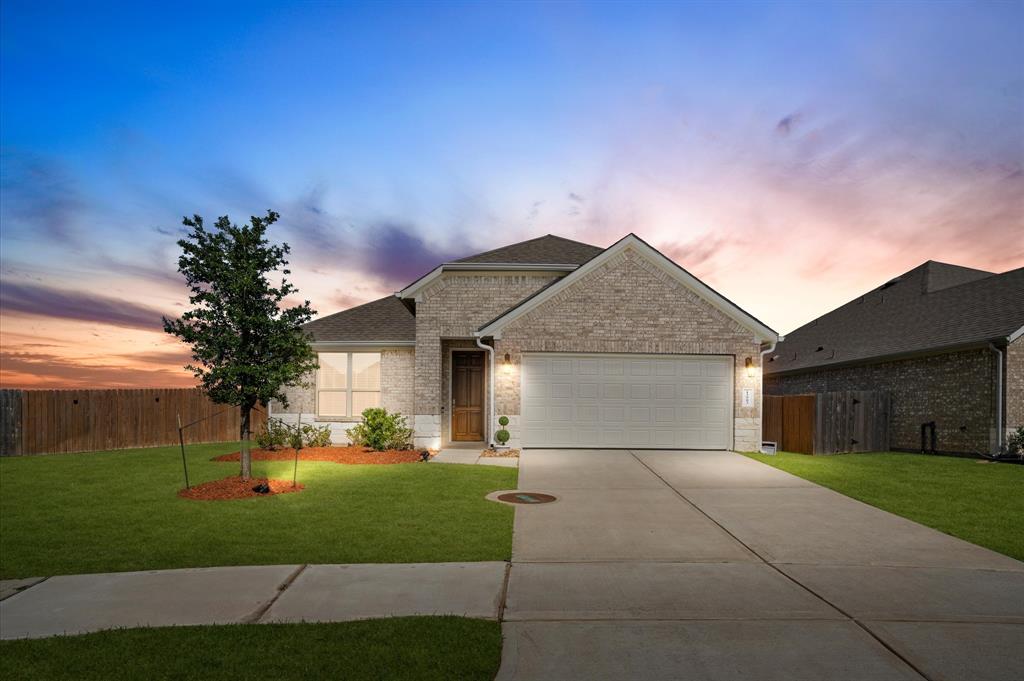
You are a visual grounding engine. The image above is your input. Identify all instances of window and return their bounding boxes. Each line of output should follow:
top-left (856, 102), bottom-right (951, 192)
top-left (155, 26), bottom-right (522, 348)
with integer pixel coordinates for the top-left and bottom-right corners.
top-left (317, 352), bottom-right (381, 417)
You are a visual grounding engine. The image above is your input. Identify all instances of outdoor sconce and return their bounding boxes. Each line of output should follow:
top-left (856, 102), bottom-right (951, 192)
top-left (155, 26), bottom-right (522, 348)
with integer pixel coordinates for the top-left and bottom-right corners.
top-left (502, 353), bottom-right (513, 374)
top-left (745, 357), bottom-right (756, 377)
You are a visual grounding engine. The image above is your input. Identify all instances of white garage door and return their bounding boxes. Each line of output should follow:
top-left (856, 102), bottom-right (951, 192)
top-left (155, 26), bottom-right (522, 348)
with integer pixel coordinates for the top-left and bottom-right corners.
top-left (521, 353), bottom-right (733, 449)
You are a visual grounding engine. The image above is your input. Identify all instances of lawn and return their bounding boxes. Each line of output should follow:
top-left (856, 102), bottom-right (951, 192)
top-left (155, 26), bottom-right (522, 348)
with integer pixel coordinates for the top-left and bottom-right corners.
top-left (0, 442), bottom-right (516, 578)
top-left (0, 617), bottom-right (502, 681)
top-left (743, 451), bottom-right (1024, 561)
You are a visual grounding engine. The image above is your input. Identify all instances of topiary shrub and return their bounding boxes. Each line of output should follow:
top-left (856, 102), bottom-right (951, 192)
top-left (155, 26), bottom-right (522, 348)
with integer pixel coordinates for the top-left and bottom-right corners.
top-left (495, 416), bottom-right (511, 445)
top-left (347, 408), bottom-right (413, 451)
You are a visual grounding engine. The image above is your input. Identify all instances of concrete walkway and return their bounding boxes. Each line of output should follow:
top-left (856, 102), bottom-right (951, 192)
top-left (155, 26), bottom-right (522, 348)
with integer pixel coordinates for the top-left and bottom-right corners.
top-left (431, 447), bottom-right (518, 467)
top-left (498, 449), bottom-right (1024, 681)
top-left (0, 562), bottom-right (507, 640)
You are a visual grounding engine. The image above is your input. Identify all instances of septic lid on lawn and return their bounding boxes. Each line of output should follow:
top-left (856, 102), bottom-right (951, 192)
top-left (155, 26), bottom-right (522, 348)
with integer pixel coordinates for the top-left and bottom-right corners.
top-left (496, 492), bottom-right (557, 505)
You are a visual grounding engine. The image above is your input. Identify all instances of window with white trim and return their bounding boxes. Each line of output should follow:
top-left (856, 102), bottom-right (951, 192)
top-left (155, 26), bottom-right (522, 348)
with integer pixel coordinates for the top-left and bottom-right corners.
top-left (316, 352), bottom-right (381, 417)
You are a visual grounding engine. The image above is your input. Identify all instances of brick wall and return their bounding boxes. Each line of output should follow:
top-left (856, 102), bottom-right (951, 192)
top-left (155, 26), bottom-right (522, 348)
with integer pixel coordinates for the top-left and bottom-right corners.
top-left (492, 246), bottom-right (763, 451)
top-left (765, 348), bottom-right (998, 454)
top-left (413, 272), bottom-right (560, 417)
top-left (1006, 336), bottom-right (1023, 434)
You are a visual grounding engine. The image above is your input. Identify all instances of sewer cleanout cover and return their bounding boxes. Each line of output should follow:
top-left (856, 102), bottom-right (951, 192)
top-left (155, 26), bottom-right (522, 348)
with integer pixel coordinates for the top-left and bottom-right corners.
top-left (496, 492), bottom-right (557, 505)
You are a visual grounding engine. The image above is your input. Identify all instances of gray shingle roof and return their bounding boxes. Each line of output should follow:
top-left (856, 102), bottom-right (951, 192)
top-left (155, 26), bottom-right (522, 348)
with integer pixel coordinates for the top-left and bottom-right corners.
top-left (452, 234), bottom-right (604, 265)
top-left (765, 261), bottom-right (1024, 375)
top-left (302, 296), bottom-right (415, 343)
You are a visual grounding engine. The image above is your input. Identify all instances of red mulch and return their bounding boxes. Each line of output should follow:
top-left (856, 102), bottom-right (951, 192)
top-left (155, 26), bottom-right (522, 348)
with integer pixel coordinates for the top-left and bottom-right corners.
top-left (212, 446), bottom-right (430, 465)
top-left (178, 476), bottom-right (304, 501)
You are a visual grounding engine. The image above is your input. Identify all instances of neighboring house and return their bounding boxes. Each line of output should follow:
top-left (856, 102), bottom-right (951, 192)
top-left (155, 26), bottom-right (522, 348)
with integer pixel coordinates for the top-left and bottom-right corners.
top-left (272, 234), bottom-right (777, 450)
top-left (765, 261), bottom-right (1024, 456)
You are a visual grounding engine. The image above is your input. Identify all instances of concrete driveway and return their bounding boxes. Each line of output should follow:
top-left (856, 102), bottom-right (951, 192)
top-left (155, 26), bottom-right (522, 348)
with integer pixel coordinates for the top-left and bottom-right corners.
top-left (498, 449), bottom-right (1024, 681)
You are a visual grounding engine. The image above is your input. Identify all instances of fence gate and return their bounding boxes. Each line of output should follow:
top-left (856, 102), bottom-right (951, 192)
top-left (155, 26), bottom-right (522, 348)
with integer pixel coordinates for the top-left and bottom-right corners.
top-left (764, 391), bottom-right (889, 455)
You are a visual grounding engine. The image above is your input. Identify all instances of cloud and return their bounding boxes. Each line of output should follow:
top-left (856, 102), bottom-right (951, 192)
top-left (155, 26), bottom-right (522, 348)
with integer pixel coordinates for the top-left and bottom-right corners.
top-left (0, 150), bottom-right (86, 244)
top-left (0, 280), bottom-right (170, 330)
top-left (659, 234), bottom-right (728, 274)
top-left (0, 351), bottom-right (194, 389)
top-left (775, 113), bottom-right (801, 136)
top-left (362, 222), bottom-right (469, 287)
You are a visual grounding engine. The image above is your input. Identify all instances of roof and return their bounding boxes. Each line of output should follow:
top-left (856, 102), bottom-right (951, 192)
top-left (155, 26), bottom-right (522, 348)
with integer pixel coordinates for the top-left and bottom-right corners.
top-left (476, 233), bottom-right (778, 342)
top-left (451, 234), bottom-right (604, 266)
top-left (765, 261), bottom-right (1024, 375)
top-left (302, 296), bottom-right (415, 343)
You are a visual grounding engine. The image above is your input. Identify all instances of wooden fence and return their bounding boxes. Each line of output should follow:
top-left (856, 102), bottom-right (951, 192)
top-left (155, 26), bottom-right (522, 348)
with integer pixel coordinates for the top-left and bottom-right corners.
top-left (763, 391), bottom-right (890, 455)
top-left (0, 388), bottom-right (266, 456)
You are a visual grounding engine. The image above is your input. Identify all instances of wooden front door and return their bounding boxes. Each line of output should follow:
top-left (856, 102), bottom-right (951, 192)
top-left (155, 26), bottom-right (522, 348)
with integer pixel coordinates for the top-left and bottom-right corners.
top-left (452, 351), bottom-right (484, 441)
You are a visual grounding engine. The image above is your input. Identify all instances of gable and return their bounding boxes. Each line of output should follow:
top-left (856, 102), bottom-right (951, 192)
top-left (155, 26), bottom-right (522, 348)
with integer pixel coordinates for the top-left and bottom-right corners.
top-left (477, 234), bottom-right (777, 342)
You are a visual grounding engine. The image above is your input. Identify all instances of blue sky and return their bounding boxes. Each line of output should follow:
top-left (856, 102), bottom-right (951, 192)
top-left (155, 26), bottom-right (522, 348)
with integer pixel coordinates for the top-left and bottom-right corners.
top-left (1, 0), bottom-right (1022, 387)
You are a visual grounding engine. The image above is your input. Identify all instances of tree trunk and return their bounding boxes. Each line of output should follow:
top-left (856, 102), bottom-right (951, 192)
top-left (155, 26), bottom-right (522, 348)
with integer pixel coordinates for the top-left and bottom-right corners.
top-left (240, 403), bottom-right (252, 481)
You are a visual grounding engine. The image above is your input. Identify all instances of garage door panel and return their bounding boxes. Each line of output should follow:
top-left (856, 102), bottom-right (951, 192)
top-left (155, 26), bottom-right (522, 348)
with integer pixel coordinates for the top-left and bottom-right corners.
top-left (521, 353), bottom-right (733, 449)
top-left (551, 382), bottom-right (573, 399)
top-left (629, 384), bottom-right (651, 399)
top-left (603, 383), bottom-right (625, 399)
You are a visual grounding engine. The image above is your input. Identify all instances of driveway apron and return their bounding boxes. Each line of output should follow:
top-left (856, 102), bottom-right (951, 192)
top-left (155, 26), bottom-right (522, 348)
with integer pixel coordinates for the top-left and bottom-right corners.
top-left (498, 449), bottom-right (1024, 681)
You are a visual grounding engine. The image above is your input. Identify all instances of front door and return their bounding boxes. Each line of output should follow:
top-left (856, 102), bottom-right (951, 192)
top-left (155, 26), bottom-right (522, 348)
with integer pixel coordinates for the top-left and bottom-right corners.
top-left (452, 351), bottom-right (484, 441)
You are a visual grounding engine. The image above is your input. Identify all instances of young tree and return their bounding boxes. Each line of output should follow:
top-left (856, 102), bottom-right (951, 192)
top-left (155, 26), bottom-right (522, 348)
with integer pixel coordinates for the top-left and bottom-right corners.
top-left (164, 210), bottom-right (317, 480)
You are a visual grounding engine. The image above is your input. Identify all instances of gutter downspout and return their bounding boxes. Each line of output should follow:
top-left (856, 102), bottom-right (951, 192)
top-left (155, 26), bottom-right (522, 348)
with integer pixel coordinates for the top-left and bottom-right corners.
top-left (475, 334), bottom-right (497, 448)
top-left (759, 337), bottom-right (781, 453)
top-left (989, 342), bottom-right (1004, 455)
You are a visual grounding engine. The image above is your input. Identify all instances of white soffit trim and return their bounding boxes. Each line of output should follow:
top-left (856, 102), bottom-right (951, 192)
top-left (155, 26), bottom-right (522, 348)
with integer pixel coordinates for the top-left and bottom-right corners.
top-left (476, 234), bottom-right (778, 342)
top-left (396, 263), bottom-right (578, 299)
top-left (1008, 325), bottom-right (1024, 344)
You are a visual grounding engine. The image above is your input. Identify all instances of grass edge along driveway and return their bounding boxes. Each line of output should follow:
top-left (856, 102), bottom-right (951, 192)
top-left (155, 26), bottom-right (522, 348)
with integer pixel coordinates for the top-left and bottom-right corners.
top-left (0, 442), bottom-right (516, 579)
top-left (0, 617), bottom-right (501, 681)
top-left (743, 450), bottom-right (1024, 562)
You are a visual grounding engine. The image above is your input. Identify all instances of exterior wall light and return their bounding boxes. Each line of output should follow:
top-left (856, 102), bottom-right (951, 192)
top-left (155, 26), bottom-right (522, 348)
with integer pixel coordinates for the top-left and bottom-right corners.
top-left (745, 357), bottom-right (756, 377)
top-left (502, 353), bottom-right (513, 374)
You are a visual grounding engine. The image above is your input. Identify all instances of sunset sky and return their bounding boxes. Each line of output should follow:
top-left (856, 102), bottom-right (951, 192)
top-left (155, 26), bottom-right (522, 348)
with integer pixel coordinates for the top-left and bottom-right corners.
top-left (2, 0), bottom-right (1022, 389)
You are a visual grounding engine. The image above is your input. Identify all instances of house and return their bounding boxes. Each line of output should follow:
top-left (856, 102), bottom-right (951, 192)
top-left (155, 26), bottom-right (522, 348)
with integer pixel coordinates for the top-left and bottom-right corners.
top-left (764, 261), bottom-right (1024, 456)
top-left (271, 234), bottom-right (778, 450)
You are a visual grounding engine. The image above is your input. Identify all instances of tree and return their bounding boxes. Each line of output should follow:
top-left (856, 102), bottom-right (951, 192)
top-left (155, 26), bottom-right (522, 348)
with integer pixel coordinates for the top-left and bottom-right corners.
top-left (164, 210), bottom-right (317, 480)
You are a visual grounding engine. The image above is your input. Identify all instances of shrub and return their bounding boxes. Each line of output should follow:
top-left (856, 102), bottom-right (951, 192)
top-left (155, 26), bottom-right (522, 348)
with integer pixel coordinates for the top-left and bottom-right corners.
top-left (256, 419), bottom-right (331, 449)
top-left (495, 415), bottom-right (510, 445)
top-left (301, 423), bottom-right (332, 448)
top-left (256, 420), bottom-right (290, 450)
top-left (346, 408), bottom-right (413, 451)
top-left (1007, 426), bottom-right (1024, 457)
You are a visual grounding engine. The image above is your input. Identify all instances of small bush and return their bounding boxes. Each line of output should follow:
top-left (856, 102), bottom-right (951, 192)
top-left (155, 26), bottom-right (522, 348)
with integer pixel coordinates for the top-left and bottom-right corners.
top-left (256, 420), bottom-right (290, 450)
top-left (495, 416), bottom-right (511, 445)
top-left (1007, 426), bottom-right (1024, 457)
top-left (301, 423), bottom-right (332, 448)
top-left (346, 408), bottom-right (413, 451)
top-left (498, 416), bottom-right (509, 427)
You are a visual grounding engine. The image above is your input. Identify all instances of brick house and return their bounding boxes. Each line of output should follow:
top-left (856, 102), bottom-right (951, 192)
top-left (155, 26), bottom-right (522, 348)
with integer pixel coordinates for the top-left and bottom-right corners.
top-left (272, 234), bottom-right (778, 450)
top-left (764, 262), bottom-right (1024, 456)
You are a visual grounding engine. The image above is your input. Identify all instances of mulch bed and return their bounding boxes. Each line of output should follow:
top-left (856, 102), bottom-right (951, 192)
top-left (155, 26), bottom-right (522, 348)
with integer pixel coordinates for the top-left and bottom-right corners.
top-left (178, 476), bottom-right (304, 501)
top-left (481, 448), bottom-right (520, 458)
top-left (212, 446), bottom-right (432, 465)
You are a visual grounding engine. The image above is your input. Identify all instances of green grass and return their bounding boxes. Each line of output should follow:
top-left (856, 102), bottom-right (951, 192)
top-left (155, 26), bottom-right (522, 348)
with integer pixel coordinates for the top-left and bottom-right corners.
top-left (0, 443), bottom-right (516, 578)
top-left (0, 617), bottom-right (501, 681)
top-left (743, 451), bottom-right (1024, 561)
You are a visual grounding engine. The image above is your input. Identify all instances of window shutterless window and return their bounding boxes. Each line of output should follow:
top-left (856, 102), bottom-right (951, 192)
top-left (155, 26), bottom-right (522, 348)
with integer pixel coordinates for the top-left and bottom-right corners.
top-left (317, 352), bottom-right (381, 417)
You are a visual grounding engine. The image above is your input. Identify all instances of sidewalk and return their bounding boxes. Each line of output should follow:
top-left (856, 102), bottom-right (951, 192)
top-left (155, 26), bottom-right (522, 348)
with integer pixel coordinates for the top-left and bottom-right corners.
top-left (0, 562), bottom-right (508, 640)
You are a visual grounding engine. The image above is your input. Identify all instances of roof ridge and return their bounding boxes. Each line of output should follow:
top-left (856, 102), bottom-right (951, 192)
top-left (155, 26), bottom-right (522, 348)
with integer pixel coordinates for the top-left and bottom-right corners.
top-left (450, 233), bottom-right (602, 264)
